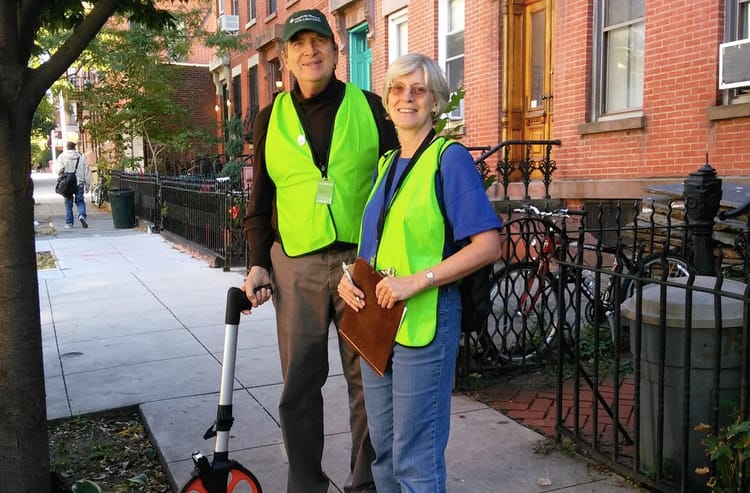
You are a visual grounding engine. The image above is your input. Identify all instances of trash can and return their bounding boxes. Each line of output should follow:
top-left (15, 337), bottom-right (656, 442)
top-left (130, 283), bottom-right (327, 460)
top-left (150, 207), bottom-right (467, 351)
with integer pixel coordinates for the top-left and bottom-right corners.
top-left (621, 276), bottom-right (746, 490)
top-left (109, 188), bottom-right (136, 229)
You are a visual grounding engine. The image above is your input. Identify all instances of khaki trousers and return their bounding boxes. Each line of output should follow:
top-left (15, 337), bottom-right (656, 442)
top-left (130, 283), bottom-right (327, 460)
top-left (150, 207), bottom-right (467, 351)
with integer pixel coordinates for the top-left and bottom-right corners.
top-left (270, 242), bottom-right (375, 493)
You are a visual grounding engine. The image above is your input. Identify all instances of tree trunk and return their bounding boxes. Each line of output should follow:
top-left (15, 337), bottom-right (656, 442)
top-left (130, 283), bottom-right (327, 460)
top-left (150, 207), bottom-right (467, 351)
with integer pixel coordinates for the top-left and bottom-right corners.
top-left (0, 113), bottom-right (50, 491)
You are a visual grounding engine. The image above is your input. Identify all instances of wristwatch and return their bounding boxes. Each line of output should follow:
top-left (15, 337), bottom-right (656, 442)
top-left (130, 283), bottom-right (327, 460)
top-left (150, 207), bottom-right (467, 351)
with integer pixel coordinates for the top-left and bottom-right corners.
top-left (425, 270), bottom-right (435, 287)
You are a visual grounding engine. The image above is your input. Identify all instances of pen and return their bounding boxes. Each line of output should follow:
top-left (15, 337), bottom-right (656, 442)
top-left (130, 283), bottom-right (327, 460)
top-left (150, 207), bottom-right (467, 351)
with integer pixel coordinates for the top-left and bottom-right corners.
top-left (342, 262), bottom-right (354, 284)
top-left (342, 263), bottom-right (360, 303)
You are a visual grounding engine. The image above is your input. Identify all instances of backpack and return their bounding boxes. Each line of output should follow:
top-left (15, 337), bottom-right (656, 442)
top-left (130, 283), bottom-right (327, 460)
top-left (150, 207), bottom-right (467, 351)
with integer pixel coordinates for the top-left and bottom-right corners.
top-left (434, 140), bottom-right (494, 334)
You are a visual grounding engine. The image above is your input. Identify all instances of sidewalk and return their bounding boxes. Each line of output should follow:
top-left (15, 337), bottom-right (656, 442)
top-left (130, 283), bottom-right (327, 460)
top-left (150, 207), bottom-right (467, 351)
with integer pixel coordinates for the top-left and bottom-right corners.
top-left (34, 173), bottom-right (642, 492)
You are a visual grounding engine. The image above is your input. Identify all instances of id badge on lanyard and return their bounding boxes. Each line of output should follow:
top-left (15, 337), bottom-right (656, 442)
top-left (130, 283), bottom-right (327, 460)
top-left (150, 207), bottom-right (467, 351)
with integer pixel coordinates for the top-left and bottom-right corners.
top-left (316, 178), bottom-right (334, 204)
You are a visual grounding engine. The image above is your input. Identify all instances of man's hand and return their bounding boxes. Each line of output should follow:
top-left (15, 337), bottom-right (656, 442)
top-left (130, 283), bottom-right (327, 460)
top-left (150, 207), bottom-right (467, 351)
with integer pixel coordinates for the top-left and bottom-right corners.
top-left (242, 266), bottom-right (272, 311)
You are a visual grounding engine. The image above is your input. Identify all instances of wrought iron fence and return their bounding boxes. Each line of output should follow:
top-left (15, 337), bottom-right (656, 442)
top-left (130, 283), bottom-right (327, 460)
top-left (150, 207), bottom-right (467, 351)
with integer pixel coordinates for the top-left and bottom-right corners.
top-left (458, 197), bottom-right (750, 493)
top-left (110, 170), bottom-right (248, 270)
top-left (473, 139), bottom-right (561, 200)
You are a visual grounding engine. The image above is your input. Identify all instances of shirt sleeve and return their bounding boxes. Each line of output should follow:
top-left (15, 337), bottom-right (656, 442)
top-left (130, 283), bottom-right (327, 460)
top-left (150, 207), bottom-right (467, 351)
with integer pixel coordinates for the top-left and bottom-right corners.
top-left (78, 154), bottom-right (90, 185)
top-left (439, 144), bottom-right (503, 245)
top-left (243, 103), bottom-right (275, 271)
top-left (54, 155), bottom-right (64, 174)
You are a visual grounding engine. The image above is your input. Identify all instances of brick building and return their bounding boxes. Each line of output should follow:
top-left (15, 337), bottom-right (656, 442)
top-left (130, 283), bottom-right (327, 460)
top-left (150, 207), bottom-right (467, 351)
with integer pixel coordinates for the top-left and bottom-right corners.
top-left (211, 0), bottom-right (750, 202)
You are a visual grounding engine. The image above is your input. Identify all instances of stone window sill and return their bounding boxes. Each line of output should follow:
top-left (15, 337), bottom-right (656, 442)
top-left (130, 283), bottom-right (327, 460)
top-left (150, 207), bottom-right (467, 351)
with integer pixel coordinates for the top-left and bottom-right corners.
top-left (707, 101), bottom-right (750, 121)
top-left (578, 116), bottom-right (645, 135)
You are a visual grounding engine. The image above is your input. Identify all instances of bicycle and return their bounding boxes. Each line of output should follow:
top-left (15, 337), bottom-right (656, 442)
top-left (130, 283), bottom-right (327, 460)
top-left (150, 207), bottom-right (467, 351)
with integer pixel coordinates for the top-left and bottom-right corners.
top-left (485, 204), bottom-right (693, 363)
top-left (91, 171), bottom-right (108, 208)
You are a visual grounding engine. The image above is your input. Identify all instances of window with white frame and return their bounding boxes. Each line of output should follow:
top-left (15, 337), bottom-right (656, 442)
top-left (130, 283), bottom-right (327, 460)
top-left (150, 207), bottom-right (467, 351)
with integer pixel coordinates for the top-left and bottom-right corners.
top-left (741, 0), bottom-right (750, 38)
top-left (594, 0), bottom-right (644, 118)
top-left (248, 0), bottom-right (256, 22)
top-left (440, 0), bottom-right (464, 119)
top-left (232, 0), bottom-right (239, 15)
top-left (268, 0), bottom-right (276, 15)
top-left (723, 0), bottom-right (750, 97)
top-left (388, 9), bottom-right (408, 65)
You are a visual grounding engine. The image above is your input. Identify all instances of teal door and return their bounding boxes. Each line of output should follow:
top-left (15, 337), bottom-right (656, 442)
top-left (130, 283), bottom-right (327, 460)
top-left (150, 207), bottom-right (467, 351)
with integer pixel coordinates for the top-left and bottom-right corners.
top-left (349, 24), bottom-right (371, 90)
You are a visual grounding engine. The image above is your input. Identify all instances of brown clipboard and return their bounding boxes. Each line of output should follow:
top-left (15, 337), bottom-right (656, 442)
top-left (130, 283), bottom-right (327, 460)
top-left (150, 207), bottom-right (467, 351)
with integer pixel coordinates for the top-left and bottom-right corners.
top-left (338, 257), bottom-right (406, 377)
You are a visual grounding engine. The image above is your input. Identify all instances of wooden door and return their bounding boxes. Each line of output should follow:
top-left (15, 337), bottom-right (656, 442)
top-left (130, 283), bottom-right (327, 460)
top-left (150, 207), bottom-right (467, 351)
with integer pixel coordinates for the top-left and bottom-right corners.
top-left (523, 0), bottom-right (553, 148)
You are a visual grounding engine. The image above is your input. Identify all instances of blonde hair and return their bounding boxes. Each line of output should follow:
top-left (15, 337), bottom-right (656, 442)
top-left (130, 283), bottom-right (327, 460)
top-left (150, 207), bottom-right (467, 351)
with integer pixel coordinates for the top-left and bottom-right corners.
top-left (382, 53), bottom-right (451, 119)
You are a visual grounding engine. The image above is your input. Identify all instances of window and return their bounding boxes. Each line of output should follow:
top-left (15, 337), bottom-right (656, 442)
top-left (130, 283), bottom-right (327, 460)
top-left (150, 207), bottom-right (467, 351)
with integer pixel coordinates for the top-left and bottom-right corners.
top-left (719, 0), bottom-right (750, 100)
top-left (232, 75), bottom-right (242, 119)
top-left (268, 59), bottom-right (281, 95)
top-left (594, 0), bottom-right (644, 118)
top-left (441, 0), bottom-right (464, 119)
top-left (730, 0), bottom-right (750, 39)
top-left (245, 65), bottom-right (259, 141)
top-left (232, 0), bottom-right (239, 15)
top-left (388, 9), bottom-right (408, 65)
top-left (248, 0), bottom-right (256, 22)
top-left (267, 0), bottom-right (276, 15)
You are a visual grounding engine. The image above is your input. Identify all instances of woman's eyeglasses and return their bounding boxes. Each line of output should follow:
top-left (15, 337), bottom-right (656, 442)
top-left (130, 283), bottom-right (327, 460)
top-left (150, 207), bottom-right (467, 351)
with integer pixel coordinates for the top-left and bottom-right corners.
top-left (388, 83), bottom-right (430, 98)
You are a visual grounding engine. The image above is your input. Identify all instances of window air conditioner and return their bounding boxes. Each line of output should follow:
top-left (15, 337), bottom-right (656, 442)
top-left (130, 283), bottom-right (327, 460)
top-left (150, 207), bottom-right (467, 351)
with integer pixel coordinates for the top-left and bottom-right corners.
top-left (219, 14), bottom-right (240, 33)
top-left (719, 39), bottom-right (750, 89)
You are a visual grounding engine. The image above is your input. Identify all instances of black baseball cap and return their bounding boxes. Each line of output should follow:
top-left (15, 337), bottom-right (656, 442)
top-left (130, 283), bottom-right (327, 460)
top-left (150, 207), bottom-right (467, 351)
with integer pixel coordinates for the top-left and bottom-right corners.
top-left (282, 9), bottom-right (334, 42)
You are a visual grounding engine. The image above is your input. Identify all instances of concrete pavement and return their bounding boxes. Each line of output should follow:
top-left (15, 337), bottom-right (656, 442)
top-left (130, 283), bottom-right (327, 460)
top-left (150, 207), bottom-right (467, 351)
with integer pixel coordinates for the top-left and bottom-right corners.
top-left (33, 172), bottom-right (642, 492)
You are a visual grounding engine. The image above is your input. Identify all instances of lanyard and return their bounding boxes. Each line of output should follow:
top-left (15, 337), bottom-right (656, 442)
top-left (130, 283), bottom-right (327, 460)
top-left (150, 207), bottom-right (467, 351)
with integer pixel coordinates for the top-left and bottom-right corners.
top-left (374, 128), bottom-right (437, 247)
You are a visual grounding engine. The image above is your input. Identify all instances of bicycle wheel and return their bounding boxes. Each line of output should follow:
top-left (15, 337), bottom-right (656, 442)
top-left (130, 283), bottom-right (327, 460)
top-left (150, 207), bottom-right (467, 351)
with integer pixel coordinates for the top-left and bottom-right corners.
top-left (488, 262), bottom-right (560, 363)
top-left (180, 464), bottom-right (262, 493)
top-left (621, 253), bottom-right (693, 300)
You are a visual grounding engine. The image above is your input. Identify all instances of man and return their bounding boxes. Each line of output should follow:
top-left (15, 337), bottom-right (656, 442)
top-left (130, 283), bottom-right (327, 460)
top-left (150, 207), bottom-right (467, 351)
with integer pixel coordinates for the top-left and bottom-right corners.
top-left (242, 9), bottom-right (398, 493)
top-left (55, 141), bottom-right (90, 228)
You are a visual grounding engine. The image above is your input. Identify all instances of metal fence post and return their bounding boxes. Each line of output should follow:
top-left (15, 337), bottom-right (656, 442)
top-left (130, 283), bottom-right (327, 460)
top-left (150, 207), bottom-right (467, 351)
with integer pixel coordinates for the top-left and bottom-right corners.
top-left (683, 159), bottom-right (722, 275)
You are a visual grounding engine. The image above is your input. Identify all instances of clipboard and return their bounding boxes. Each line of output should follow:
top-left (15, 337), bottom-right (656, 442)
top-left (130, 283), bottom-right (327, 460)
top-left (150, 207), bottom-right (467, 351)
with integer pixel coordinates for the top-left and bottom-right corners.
top-left (339, 257), bottom-right (406, 377)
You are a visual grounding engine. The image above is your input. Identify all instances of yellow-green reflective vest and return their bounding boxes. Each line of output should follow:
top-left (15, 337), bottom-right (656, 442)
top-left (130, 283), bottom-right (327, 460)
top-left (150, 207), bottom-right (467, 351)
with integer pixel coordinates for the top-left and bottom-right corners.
top-left (266, 84), bottom-right (379, 256)
top-left (368, 137), bottom-right (452, 347)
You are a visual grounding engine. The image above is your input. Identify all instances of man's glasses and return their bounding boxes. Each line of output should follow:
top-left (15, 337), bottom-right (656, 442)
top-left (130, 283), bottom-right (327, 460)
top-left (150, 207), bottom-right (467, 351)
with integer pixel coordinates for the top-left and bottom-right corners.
top-left (388, 83), bottom-right (430, 98)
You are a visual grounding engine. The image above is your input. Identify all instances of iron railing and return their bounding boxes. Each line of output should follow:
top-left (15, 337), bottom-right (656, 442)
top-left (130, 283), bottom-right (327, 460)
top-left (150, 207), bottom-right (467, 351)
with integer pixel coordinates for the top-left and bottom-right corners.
top-left (110, 170), bottom-right (248, 269)
top-left (473, 139), bottom-right (561, 200)
top-left (458, 197), bottom-right (750, 493)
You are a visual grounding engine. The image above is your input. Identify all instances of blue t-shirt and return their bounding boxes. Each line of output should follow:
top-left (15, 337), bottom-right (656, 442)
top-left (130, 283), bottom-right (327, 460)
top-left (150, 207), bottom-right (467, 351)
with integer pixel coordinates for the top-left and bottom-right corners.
top-left (358, 143), bottom-right (503, 263)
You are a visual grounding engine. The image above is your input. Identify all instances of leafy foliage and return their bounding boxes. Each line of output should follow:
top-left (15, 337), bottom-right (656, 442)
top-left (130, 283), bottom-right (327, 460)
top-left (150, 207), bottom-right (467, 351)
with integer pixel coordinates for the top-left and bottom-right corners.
top-left (435, 86), bottom-right (465, 140)
top-left (224, 115), bottom-right (244, 160)
top-left (78, 18), bottom-right (213, 173)
top-left (696, 416), bottom-right (750, 492)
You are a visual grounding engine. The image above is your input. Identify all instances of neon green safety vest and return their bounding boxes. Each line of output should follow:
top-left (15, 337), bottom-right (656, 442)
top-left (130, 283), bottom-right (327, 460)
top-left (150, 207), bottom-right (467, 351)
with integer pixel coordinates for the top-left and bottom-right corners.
top-left (368, 137), bottom-right (453, 347)
top-left (266, 84), bottom-right (379, 256)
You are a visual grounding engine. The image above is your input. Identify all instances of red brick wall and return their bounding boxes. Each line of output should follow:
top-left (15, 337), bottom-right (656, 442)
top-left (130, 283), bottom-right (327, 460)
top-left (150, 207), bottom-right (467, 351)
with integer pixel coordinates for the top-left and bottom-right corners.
top-left (553, 0), bottom-right (749, 190)
top-left (463, 1), bottom-right (503, 147)
top-left (162, 64), bottom-right (217, 165)
top-left (208, 0), bottom-right (749, 199)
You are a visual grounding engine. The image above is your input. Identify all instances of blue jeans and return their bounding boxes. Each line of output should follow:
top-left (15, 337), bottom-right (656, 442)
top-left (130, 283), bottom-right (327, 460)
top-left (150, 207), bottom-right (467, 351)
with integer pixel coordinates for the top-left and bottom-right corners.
top-left (65, 183), bottom-right (87, 225)
top-left (362, 286), bottom-right (461, 493)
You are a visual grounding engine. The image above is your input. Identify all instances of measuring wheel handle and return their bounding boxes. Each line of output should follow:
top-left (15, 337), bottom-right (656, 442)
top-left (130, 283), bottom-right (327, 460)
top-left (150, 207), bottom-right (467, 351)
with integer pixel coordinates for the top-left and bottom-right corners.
top-left (178, 287), bottom-right (263, 493)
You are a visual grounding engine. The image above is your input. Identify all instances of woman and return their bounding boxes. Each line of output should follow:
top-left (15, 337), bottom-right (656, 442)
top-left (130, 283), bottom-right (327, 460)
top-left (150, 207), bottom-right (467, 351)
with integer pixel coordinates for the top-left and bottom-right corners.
top-left (338, 53), bottom-right (503, 492)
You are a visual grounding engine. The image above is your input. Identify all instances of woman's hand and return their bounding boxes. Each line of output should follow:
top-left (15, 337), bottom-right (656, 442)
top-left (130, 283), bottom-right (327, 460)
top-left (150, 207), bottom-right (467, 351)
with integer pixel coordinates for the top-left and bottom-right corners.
top-left (337, 268), bottom-right (365, 311)
top-left (374, 274), bottom-right (425, 309)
